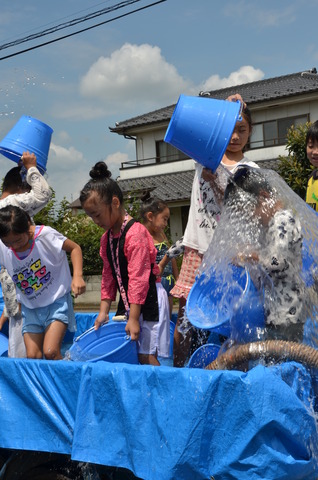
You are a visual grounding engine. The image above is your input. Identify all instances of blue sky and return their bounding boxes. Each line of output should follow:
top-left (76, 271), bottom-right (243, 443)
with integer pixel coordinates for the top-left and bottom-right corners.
top-left (0, 0), bottom-right (317, 203)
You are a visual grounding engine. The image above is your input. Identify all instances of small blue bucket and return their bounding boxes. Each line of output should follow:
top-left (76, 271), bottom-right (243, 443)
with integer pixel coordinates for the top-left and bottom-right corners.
top-left (67, 321), bottom-right (139, 364)
top-left (186, 265), bottom-right (264, 342)
top-left (188, 343), bottom-right (220, 369)
top-left (0, 115), bottom-right (53, 174)
top-left (0, 332), bottom-right (8, 357)
top-left (164, 95), bottom-right (241, 172)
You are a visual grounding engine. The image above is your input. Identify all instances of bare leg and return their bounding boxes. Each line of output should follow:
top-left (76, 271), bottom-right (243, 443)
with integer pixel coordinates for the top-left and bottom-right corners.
top-left (43, 320), bottom-right (67, 360)
top-left (173, 297), bottom-right (193, 367)
top-left (168, 295), bottom-right (174, 319)
top-left (24, 332), bottom-right (44, 359)
top-left (138, 353), bottom-right (160, 366)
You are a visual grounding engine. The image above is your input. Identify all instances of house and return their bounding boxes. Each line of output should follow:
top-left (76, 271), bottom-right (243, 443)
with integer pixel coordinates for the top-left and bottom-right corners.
top-left (72, 68), bottom-right (318, 241)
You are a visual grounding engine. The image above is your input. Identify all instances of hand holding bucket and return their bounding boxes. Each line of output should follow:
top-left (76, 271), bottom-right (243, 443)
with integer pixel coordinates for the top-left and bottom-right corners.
top-left (0, 115), bottom-right (53, 174)
top-left (164, 95), bottom-right (242, 172)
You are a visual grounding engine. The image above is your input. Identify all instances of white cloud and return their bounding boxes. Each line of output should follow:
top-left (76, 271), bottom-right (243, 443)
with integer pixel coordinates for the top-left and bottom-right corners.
top-left (46, 143), bottom-right (89, 202)
top-left (79, 43), bottom-right (191, 110)
top-left (105, 151), bottom-right (130, 179)
top-left (200, 66), bottom-right (265, 91)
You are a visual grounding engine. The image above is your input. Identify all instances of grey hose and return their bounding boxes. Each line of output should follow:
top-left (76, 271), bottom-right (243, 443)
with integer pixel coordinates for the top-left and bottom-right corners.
top-left (205, 340), bottom-right (318, 371)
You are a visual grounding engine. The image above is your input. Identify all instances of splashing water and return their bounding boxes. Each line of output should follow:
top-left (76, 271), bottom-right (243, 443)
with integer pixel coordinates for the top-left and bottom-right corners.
top-left (192, 166), bottom-right (318, 348)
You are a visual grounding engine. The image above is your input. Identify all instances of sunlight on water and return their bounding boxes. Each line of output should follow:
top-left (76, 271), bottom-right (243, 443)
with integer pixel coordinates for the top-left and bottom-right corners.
top-left (193, 166), bottom-right (318, 347)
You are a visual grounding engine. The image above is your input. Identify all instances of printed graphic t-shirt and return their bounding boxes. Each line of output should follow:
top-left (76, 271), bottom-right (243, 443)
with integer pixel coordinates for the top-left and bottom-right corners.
top-left (0, 226), bottom-right (71, 309)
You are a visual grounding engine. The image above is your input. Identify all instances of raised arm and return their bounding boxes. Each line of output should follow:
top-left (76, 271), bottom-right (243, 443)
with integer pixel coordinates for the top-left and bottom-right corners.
top-left (19, 151), bottom-right (52, 216)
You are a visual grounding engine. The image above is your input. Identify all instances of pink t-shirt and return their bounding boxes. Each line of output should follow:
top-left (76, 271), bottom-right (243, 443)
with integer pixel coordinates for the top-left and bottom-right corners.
top-left (100, 221), bottom-right (160, 305)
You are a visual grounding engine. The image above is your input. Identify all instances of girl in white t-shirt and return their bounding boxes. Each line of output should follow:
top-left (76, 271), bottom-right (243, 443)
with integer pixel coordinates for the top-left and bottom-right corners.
top-left (171, 94), bottom-right (259, 366)
top-left (0, 205), bottom-right (86, 359)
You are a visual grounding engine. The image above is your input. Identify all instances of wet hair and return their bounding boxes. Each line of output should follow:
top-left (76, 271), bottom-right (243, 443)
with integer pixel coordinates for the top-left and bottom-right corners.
top-left (79, 161), bottom-right (123, 206)
top-left (2, 166), bottom-right (31, 193)
top-left (0, 205), bottom-right (31, 238)
top-left (306, 120), bottom-right (318, 145)
top-left (224, 166), bottom-right (274, 206)
top-left (139, 192), bottom-right (169, 222)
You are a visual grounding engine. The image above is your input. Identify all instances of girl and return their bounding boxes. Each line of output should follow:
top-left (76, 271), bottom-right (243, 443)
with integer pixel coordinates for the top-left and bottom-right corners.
top-left (0, 205), bottom-right (86, 360)
top-left (139, 193), bottom-right (179, 318)
top-left (171, 94), bottom-right (260, 366)
top-left (222, 166), bottom-right (305, 342)
top-left (80, 162), bottom-right (170, 366)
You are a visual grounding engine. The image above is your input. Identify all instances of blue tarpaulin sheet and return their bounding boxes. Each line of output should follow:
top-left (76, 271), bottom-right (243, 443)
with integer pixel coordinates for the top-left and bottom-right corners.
top-left (0, 313), bottom-right (317, 479)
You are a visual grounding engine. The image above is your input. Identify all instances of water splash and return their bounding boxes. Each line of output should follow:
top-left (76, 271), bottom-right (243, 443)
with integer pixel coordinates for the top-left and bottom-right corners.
top-left (196, 166), bottom-right (318, 347)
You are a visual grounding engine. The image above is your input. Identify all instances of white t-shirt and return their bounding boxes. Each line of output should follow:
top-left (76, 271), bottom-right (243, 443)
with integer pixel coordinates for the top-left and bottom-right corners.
top-left (0, 226), bottom-right (72, 309)
top-left (183, 158), bottom-right (259, 254)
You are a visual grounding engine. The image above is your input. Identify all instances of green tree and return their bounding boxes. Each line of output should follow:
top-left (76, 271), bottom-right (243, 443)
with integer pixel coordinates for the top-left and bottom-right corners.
top-left (34, 195), bottom-right (104, 276)
top-left (277, 122), bottom-right (313, 199)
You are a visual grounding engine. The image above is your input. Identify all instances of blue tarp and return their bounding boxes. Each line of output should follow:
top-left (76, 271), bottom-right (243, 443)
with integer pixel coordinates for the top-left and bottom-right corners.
top-left (0, 313), bottom-right (317, 479)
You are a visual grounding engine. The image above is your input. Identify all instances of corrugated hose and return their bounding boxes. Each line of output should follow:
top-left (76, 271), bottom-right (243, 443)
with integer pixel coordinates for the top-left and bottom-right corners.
top-left (205, 340), bottom-right (318, 371)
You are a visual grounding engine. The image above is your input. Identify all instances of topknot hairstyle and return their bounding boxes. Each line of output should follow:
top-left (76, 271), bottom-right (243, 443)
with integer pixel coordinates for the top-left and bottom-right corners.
top-left (80, 161), bottom-right (123, 205)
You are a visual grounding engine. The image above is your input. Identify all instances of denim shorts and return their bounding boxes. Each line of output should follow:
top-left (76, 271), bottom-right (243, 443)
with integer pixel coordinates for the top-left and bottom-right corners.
top-left (22, 292), bottom-right (75, 334)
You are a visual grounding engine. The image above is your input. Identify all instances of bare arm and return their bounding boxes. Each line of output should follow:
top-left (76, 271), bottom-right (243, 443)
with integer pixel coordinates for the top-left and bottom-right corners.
top-left (62, 239), bottom-right (86, 297)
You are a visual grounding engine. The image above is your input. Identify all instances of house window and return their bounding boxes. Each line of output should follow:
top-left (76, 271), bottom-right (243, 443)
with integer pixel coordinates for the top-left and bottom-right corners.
top-left (250, 114), bottom-right (308, 149)
top-left (156, 141), bottom-right (190, 163)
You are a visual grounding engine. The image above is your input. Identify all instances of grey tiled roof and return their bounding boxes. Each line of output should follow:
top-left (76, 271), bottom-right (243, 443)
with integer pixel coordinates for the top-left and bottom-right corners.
top-left (117, 160), bottom-right (279, 203)
top-left (117, 170), bottom-right (195, 202)
top-left (68, 160), bottom-right (279, 209)
top-left (110, 69), bottom-right (318, 134)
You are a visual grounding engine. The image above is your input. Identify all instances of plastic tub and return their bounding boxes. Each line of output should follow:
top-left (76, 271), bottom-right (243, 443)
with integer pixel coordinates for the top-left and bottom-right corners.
top-left (67, 321), bottom-right (139, 364)
top-left (186, 265), bottom-right (264, 342)
top-left (188, 343), bottom-right (220, 369)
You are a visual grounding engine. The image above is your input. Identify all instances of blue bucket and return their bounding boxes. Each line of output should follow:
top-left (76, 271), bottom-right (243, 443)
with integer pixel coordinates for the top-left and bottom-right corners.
top-left (0, 332), bottom-right (8, 357)
top-left (186, 265), bottom-right (264, 342)
top-left (188, 343), bottom-right (220, 369)
top-left (164, 95), bottom-right (241, 172)
top-left (169, 320), bottom-right (176, 357)
top-left (67, 321), bottom-right (139, 364)
top-left (0, 115), bottom-right (53, 174)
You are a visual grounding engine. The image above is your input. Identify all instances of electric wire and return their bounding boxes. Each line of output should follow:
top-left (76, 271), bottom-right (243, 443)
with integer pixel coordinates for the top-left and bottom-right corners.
top-left (0, 0), bottom-right (142, 51)
top-left (0, 0), bottom-right (167, 62)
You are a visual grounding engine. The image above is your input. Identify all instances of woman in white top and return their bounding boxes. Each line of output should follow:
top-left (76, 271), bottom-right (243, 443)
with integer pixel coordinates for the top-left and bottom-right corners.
top-left (170, 94), bottom-right (259, 367)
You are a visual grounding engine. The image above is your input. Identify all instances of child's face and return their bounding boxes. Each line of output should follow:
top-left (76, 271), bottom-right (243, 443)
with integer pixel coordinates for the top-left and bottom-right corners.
top-left (1, 231), bottom-right (30, 252)
top-left (152, 207), bottom-right (170, 233)
top-left (306, 138), bottom-right (318, 168)
top-left (83, 192), bottom-right (120, 231)
top-left (226, 115), bottom-right (251, 154)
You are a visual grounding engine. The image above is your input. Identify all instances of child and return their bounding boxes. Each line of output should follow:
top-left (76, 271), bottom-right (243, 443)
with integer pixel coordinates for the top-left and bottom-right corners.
top-left (80, 162), bottom-right (170, 366)
top-left (171, 93), bottom-right (260, 367)
top-left (221, 166), bottom-right (305, 342)
top-left (139, 193), bottom-right (179, 318)
top-left (0, 151), bottom-right (52, 358)
top-left (0, 205), bottom-right (86, 359)
top-left (306, 120), bottom-right (318, 210)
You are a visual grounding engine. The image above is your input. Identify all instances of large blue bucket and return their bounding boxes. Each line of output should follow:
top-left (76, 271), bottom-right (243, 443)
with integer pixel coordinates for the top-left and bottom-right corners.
top-left (188, 343), bottom-right (220, 369)
top-left (0, 115), bottom-right (53, 174)
top-left (186, 265), bottom-right (264, 342)
top-left (164, 95), bottom-right (241, 172)
top-left (0, 332), bottom-right (8, 357)
top-left (67, 321), bottom-right (139, 364)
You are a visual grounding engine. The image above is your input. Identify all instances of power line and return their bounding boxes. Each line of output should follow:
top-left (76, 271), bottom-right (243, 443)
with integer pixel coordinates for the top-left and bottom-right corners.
top-left (0, 0), bottom-right (167, 62)
top-left (0, 0), bottom-right (142, 51)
